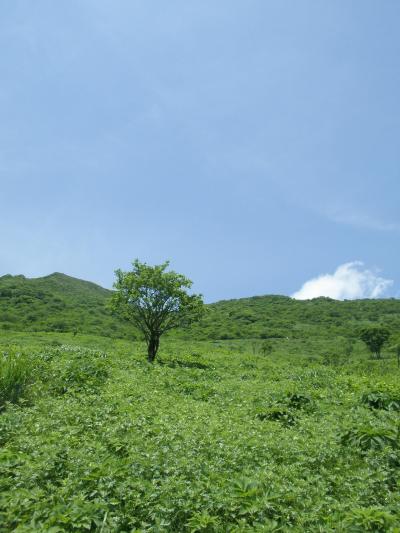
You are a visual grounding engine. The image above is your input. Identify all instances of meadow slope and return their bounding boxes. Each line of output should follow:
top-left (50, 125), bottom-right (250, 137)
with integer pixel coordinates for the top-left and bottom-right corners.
top-left (1, 332), bottom-right (400, 531)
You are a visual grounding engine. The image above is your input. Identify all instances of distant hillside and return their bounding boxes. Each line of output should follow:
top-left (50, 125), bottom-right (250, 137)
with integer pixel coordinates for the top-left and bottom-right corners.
top-left (187, 294), bottom-right (400, 341)
top-left (1, 273), bottom-right (399, 342)
top-left (0, 273), bottom-right (133, 339)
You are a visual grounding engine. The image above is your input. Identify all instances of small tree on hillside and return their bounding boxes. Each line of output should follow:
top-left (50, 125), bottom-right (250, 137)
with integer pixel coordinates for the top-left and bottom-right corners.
top-left (359, 326), bottom-right (390, 360)
top-left (111, 260), bottom-right (204, 362)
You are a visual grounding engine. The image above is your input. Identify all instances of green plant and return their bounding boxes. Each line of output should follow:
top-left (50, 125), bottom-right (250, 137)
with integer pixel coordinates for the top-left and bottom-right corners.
top-left (362, 390), bottom-right (400, 411)
top-left (186, 512), bottom-right (220, 532)
top-left (260, 341), bottom-right (273, 356)
top-left (343, 507), bottom-right (396, 532)
top-left (344, 338), bottom-right (355, 357)
top-left (287, 392), bottom-right (312, 409)
top-left (0, 348), bottom-right (31, 409)
top-left (359, 326), bottom-right (390, 359)
top-left (256, 407), bottom-right (296, 426)
top-left (111, 260), bottom-right (204, 362)
top-left (341, 425), bottom-right (399, 451)
top-left (47, 346), bottom-right (109, 394)
top-left (322, 351), bottom-right (345, 366)
top-left (229, 477), bottom-right (280, 524)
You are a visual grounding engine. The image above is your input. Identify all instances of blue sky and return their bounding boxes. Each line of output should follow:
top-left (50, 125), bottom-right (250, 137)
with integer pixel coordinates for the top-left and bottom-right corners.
top-left (1, 1), bottom-right (399, 302)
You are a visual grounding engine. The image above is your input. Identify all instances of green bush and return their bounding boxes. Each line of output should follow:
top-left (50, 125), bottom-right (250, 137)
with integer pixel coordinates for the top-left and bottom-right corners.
top-left (256, 407), bottom-right (296, 426)
top-left (287, 392), bottom-right (312, 409)
top-left (343, 507), bottom-right (396, 532)
top-left (361, 390), bottom-right (400, 411)
top-left (186, 512), bottom-right (220, 532)
top-left (341, 425), bottom-right (399, 451)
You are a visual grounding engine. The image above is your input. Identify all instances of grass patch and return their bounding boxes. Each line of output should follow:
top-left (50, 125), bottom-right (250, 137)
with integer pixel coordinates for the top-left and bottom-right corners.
top-left (0, 347), bottom-right (32, 410)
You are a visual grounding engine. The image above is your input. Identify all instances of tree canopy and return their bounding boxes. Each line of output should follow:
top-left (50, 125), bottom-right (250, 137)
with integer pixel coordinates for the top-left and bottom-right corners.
top-left (111, 260), bottom-right (204, 362)
top-left (359, 326), bottom-right (390, 359)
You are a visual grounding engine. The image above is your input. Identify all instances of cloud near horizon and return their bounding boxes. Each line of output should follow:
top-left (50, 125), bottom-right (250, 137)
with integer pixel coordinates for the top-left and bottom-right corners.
top-left (292, 262), bottom-right (393, 300)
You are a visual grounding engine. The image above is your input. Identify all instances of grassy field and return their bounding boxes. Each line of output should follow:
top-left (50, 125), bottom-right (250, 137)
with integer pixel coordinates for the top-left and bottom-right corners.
top-left (1, 332), bottom-right (400, 531)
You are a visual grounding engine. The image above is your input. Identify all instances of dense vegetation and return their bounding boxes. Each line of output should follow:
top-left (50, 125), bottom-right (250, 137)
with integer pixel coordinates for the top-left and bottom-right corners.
top-left (0, 273), bottom-right (132, 339)
top-left (1, 273), bottom-right (400, 530)
top-left (0, 332), bottom-right (400, 531)
top-left (1, 273), bottom-right (400, 346)
top-left (190, 295), bottom-right (400, 343)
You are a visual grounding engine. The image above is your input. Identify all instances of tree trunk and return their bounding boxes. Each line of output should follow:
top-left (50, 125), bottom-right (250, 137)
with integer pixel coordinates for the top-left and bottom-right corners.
top-left (147, 335), bottom-right (160, 363)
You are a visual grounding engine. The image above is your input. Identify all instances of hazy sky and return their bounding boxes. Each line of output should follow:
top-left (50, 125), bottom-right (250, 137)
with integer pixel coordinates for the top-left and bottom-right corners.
top-left (1, 1), bottom-right (400, 301)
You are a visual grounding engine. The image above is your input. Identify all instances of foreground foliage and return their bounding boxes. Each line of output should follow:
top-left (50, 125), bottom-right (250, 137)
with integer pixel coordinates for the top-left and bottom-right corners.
top-left (0, 335), bottom-right (400, 531)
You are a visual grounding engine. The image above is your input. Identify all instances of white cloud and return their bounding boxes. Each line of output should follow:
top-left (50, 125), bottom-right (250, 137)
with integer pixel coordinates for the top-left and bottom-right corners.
top-left (292, 262), bottom-right (393, 300)
top-left (325, 208), bottom-right (400, 232)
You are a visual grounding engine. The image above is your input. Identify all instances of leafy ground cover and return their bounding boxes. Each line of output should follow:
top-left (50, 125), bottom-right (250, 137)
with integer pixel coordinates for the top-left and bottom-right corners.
top-left (0, 333), bottom-right (399, 531)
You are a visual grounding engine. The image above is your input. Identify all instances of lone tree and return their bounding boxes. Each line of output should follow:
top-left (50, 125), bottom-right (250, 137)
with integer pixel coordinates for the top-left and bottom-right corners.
top-left (359, 326), bottom-right (390, 359)
top-left (111, 260), bottom-right (204, 362)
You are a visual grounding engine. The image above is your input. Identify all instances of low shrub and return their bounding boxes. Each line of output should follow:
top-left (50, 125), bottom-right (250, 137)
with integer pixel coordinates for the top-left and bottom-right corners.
top-left (256, 407), bottom-right (296, 426)
top-left (287, 392), bottom-right (312, 409)
top-left (361, 390), bottom-right (400, 411)
top-left (341, 425), bottom-right (399, 451)
top-left (343, 507), bottom-right (396, 532)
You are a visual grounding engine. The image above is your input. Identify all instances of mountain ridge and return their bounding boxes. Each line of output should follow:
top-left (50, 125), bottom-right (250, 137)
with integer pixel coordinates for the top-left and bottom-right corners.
top-left (0, 272), bottom-right (131, 338)
top-left (0, 272), bottom-right (399, 342)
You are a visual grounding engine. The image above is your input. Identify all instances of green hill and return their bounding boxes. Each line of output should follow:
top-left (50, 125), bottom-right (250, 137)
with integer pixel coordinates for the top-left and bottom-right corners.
top-left (190, 294), bottom-right (400, 341)
top-left (1, 272), bottom-right (399, 343)
top-left (0, 273), bottom-right (133, 339)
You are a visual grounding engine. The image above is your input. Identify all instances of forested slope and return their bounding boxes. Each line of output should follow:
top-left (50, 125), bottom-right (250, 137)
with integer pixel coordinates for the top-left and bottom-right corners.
top-left (0, 273), bottom-right (133, 338)
top-left (189, 295), bottom-right (400, 341)
top-left (1, 273), bottom-right (399, 342)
